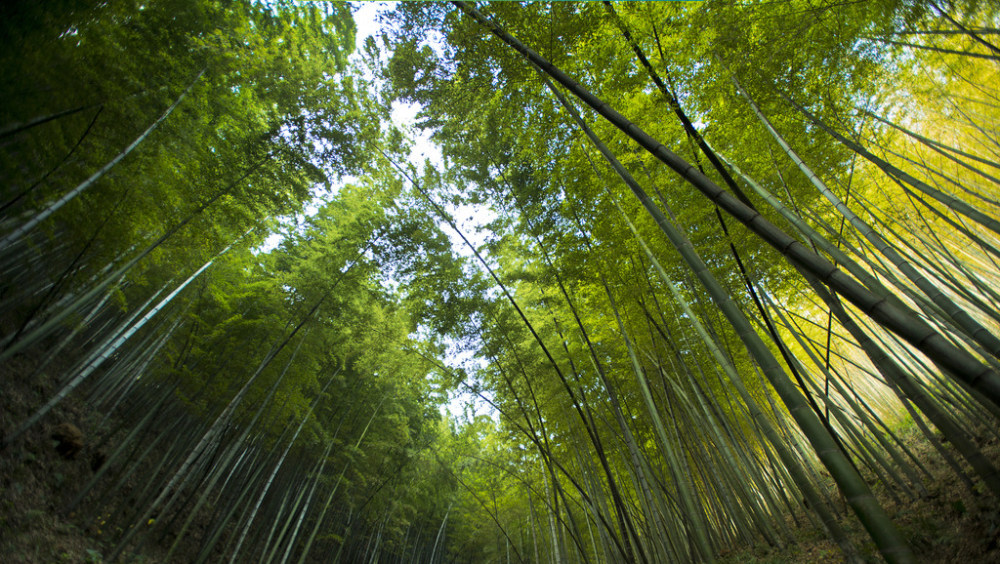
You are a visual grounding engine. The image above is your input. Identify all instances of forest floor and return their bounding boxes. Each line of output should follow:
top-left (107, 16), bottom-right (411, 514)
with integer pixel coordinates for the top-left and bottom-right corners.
top-left (719, 421), bottom-right (1000, 564)
top-left (0, 351), bottom-right (175, 564)
top-left (2, 352), bottom-right (1000, 563)
top-left (1, 352), bottom-right (114, 564)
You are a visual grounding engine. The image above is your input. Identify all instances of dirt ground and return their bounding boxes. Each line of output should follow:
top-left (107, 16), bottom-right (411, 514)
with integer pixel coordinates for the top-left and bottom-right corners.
top-left (719, 423), bottom-right (1000, 563)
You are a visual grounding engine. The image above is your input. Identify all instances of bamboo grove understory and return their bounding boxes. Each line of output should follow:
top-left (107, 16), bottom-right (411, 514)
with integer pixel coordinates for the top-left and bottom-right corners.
top-left (2, 1), bottom-right (1000, 562)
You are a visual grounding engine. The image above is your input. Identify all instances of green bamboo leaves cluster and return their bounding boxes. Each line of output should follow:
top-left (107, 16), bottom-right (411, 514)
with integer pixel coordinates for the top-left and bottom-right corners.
top-left (0, 1), bottom-right (470, 562)
top-left (377, 1), bottom-right (1000, 562)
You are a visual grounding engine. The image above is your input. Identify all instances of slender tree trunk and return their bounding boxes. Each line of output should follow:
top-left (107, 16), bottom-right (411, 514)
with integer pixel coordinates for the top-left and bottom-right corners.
top-left (0, 70), bottom-right (204, 250)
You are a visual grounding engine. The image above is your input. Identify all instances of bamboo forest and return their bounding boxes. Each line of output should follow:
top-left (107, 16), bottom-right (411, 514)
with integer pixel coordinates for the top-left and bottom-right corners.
top-left (4, 1), bottom-right (1000, 562)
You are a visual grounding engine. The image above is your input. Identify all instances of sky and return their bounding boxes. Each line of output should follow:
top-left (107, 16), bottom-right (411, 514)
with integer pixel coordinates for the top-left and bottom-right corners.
top-left (351, 2), bottom-right (497, 422)
top-left (262, 2), bottom-right (478, 250)
top-left (352, 2), bottom-right (443, 169)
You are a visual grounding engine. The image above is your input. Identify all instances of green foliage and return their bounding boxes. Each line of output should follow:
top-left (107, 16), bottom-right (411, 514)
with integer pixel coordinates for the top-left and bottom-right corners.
top-left (3, 0), bottom-right (1000, 562)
